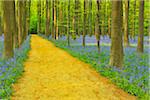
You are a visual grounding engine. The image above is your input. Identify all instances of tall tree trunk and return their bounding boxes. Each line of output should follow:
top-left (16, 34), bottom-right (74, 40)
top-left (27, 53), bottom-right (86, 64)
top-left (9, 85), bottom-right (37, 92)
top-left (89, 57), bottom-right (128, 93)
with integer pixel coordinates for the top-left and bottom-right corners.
top-left (82, 0), bottom-right (87, 47)
top-left (108, 1), bottom-right (111, 38)
top-left (26, 0), bottom-right (31, 35)
top-left (22, 1), bottom-right (27, 41)
top-left (3, 1), bottom-right (14, 59)
top-left (89, 0), bottom-right (92, 36)
top-left (124, 0), bottom-right (130, 47)
top-left (75, 0), bottom-right (79, 36)
top-left (54, 0), bottom-right (57, 39)
top-left (59, 2), bottom-right (63, 36)
top-left (12, 1), bottom-right (18, 48)
top-left (132, 0), bottom-right (136, 39)
top-left (18, 1), bottom-right (23, 47)
top-left (0, 9), bottom-right (2, 36)
top-left (95, 0), bottom-right (101, 53)
top-left (52, 0), bottom-right (55, 38)
top-left (45, 0), bottom-right (50, 37)
top-left (56, 0), bottom-right (59, 40)
top-left (37, 0), bottom-right (41, 34)
top-left (109, 1), bottom-right (123, 68)
top-left (137, 1), bottom-right (144, 53)
top-left (67, 0), bottom-right (70, 46)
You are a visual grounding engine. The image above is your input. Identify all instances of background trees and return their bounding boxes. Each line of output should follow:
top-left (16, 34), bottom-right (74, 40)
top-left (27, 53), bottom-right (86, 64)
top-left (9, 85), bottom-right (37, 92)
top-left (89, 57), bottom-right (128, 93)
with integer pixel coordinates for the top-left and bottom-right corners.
top-left (0, 0), bottom-right (148, 65)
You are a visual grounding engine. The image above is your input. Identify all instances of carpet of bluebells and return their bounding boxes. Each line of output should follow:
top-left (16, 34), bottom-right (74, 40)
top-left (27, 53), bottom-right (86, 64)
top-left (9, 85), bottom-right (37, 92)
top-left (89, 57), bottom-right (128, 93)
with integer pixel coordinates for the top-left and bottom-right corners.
top-left (0, 34), bottom-right (30, 99)
top-left (42, 34), bottom-right (149, 99)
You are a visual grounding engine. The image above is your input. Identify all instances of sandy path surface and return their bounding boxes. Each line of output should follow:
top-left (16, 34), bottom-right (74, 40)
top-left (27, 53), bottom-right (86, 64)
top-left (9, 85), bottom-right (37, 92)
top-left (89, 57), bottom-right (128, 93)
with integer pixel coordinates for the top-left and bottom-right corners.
top-left (12, 35), bottom-right (136, 100)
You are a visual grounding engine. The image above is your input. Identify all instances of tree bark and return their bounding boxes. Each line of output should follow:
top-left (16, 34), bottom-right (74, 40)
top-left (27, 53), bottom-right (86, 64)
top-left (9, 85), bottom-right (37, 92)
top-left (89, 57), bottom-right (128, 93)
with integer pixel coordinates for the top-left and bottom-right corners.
top-left (18, 1), bottom-right (23, 47)
top-left (109, 1), bottom-right (123, 68)
top-left (67, 0), bottom-right (70, 46)
top-left (137, 0), bottom-right (144, 53)
top-left (82, 0), bottom-right (87, 47)
top-left (124, 0), bottom-right (130, 47)
top-left (45, 0), bottom-right (50, 37)
top-left (3, 1), bottom-right (14, 59)
top-left (95, 0), bottom-right (101, 53)
top-left (37, 0), bottom-right (41, 34)
top-left (12, 1), bottom-right (18, 48)
top-left (0, 10), bottom-right (2, 36)
top-left (52, 0), bottom-right (55, 38)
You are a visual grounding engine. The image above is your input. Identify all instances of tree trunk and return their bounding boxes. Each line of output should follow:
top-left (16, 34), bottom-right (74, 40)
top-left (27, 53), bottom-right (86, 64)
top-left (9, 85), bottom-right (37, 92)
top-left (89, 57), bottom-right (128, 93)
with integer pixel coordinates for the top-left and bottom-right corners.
top-left (45, 0), bottom-right (50, 37)
top-left (109, 1), bottom-right (123, 68)
top-left (0, 10), bottom-right (2, 36)
top-left (67, 0), bottom-right (70, 46)
top-left (3, 1), bottom-right (14, 59)
top-left (18, 1), bottom-right (23, 47)
top-left (95, 0), bottom-right (101, 53)
top-left (54, 0), bottom-right (57, 39)
top-left (56, 0), bottom-right (59, 40)
top-left (131, 0), bottom-right (136, 39)
top-left (75, 0), bottom-right (79, 36)
top-left (37, 0), bottom-right (41, 34)
top-left (124, 0), bottom-right (130, 47)
top-left (26, 0), bottom-right (31, 35)
top-left (89, 0), bottom-right (92, 36)
top-left (22, 1), bottom-right (27, 41)
top-left (82, 0), bottom-right (87, 47)
top-left (137, 1), bottom-right (144, 53)
top-left (52, 0), bottom-right (55, 38)
top-left (12, 1), bottom-right (18, 48)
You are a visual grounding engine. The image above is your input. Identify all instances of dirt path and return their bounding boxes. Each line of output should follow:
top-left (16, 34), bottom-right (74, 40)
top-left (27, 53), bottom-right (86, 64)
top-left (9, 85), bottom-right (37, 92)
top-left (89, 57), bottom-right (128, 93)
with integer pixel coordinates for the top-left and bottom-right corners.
top-left (12, 35), bottom-right (136, 100)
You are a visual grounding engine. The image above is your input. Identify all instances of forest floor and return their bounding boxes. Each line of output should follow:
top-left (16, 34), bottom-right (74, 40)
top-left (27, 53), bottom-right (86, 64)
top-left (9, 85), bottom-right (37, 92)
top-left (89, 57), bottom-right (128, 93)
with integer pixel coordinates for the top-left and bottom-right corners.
top-left (11, 35), bottom-right (136, 100)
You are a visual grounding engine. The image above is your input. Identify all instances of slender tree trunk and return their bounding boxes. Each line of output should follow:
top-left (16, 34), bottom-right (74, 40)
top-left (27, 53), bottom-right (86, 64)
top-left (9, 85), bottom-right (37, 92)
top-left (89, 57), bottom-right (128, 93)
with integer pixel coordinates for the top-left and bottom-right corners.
top-left (37, 0), bottom-right (41, 34)
top-left (26, 0), bottom-right (31, 35)
top-left (0, 10), bottom-right (2, 36)
top-left (45, 0), bottom-right (50, 37)
top-left (59, 2), bottom-right (63, 36)
top-left (18, 1), bottom-right (23, 47)
top-left (28, 0), bottom-right (31, 34)
top-left (109, 1), bottom-right (123, 68)
top-left (95, 0), bottom-right (101, 53)
top-left (132, 0), bottom-right (136, 39)
top-left (137, 1), bottom-right (144, 53)
top-left (54, 0), bottom-right (57, 39)
top-left (124, 0), bottom-right (130, 47)
top-left (22, 1), bottom-right (27, 41)
top-left (82, 0), bottom-right (87, 47)
top-left (56, 0), bottom-right (59, 40)
top-left (108, 1), bottom-right (111, 38)
top-left (12, 1), bottom-right (18, 48)
top-left (3, 1), bottom-right (14, 59)
top-left (67, 0), bottom-right (70, 46)
top-left (75, 0), bottom-right (79, 36)
top-left (52, 0), bottom-right (55, 38)
top-left (41, 0), bottom-right (45, 34)
top-left (89, 0), bottom-right (92, 36)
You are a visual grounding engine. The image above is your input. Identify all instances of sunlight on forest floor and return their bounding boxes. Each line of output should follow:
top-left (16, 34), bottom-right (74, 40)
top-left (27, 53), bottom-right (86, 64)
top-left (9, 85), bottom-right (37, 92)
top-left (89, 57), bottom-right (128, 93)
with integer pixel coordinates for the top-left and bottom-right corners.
top-left (11, 35), bottom-right (136, 100)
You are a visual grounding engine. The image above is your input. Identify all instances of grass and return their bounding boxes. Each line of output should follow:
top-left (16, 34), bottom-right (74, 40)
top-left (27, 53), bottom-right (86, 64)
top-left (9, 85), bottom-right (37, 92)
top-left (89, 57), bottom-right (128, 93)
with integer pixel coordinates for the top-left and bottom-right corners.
top-left (40, 34), bottom-right (149, 100)
top-left (0, 35), bottom-right (30, 99)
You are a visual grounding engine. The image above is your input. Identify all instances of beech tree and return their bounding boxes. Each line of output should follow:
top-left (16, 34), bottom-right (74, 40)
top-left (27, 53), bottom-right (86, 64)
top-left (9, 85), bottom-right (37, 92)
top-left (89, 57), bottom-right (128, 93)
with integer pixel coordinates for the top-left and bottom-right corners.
top-left (137, 0), bottom-right (144, 53)
top-left (95, 0), bottom-right (101, 53)
top-left (37, 0), bottom-right (41, 34)
top-left (124, 0), bottom-right (130, 47)
top-left (45, 0), bottom-right (50, 36)
top-left (109, 1), bottom-right (123, 68)
top-left (3, 1), bottom-right (14, 58)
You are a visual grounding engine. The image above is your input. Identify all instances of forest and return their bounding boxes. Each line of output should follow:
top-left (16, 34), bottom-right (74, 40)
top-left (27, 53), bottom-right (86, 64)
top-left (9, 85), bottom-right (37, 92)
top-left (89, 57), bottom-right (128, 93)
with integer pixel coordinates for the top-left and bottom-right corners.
top-left (0, 0), bottom-right (149, 99)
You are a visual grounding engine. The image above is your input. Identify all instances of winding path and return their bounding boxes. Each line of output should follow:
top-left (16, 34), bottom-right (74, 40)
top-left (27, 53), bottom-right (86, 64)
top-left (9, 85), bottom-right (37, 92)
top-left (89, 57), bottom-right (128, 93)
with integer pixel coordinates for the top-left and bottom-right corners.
top-left (12, 35), bottom-right (136, 100)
